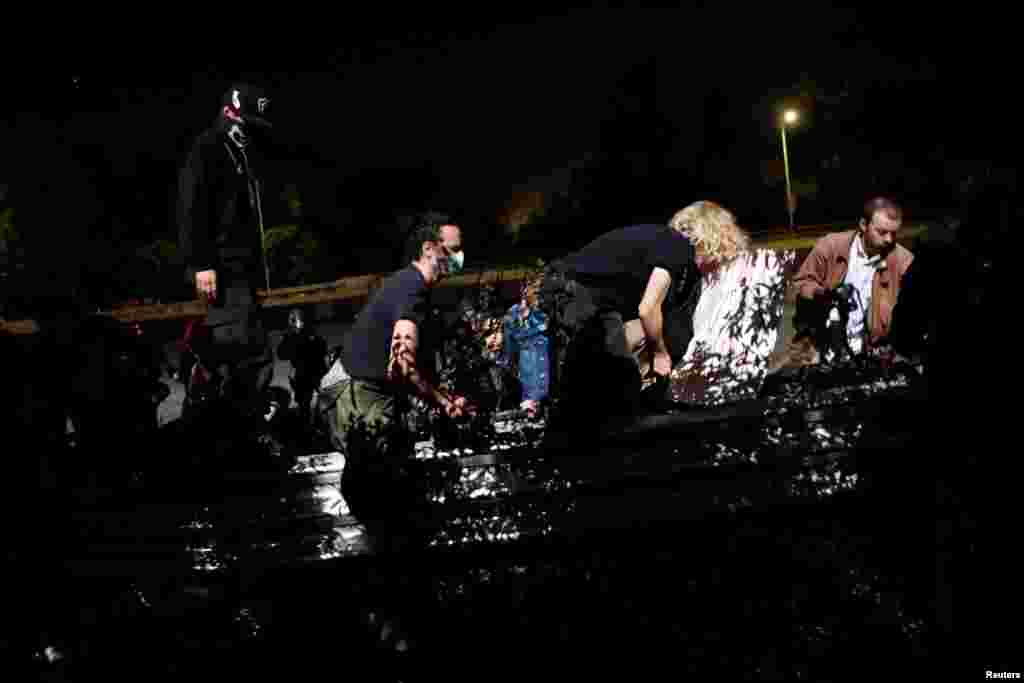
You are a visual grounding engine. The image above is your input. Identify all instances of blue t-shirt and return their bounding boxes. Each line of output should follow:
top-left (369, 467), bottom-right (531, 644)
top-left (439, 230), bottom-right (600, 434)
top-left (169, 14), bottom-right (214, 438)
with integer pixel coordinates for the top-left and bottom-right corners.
top-left (562, 224), bottom-right (697, 318)
top-left (341, 266), bottom-right (431, 382)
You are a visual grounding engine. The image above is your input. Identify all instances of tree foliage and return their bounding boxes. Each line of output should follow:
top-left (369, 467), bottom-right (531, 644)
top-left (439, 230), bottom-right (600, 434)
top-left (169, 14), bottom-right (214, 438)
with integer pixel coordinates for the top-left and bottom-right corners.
top-left (0, 207), bottom-right (16, 244)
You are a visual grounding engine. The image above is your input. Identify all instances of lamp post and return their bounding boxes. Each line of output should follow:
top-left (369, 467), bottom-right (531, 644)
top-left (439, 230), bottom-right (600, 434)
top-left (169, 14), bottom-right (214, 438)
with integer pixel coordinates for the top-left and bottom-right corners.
top-left (780, 108), bottom-right (799, 230)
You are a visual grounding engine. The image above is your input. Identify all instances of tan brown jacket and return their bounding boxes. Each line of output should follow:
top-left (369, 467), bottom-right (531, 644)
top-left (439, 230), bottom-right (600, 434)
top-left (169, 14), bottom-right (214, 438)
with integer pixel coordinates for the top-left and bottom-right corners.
top-left (771, 229), bottom-right (914, 369)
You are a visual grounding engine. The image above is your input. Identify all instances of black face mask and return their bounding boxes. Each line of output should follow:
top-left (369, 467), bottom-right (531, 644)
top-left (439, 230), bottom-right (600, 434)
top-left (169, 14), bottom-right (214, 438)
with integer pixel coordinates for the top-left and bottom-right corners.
top-left (220, 84), bottom-right (273, 148)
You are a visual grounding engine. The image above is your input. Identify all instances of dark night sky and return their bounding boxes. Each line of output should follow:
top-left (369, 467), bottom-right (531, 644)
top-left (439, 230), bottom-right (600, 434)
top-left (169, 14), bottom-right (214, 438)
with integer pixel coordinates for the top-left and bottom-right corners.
top-left (2, 4), bottom-right (1016, 295)
top-left (8, 7), bottom-right (1013, 188)
top-left (14, 8), bottom-right (1002, 151)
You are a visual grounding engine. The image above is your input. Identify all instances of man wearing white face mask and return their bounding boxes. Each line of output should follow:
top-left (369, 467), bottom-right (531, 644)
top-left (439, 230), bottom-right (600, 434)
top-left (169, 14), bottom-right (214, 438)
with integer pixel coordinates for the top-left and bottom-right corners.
top-left (395, 211), bottom-right (467, 399)
top-left (318, 212), bottom-right (465, 394)
top-left (418, 210), bottom-right (465, 278)
top-left (317, 218), bottom-right (474, 653)
top-left (320, 220), bottom-right (474, 455)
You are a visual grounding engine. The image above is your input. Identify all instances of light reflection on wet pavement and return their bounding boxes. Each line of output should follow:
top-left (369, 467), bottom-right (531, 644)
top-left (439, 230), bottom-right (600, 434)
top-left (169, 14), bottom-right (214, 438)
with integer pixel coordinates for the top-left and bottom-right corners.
top-left (21, 363), bottom-right (940, 679)
top-left (170, 368), bottom-right (912, 572)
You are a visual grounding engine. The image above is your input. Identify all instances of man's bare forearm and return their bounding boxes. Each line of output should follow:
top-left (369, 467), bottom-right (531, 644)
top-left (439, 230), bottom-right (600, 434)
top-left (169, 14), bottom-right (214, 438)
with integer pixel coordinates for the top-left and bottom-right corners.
top-left (637, 267), bottom-right (672, 356)
top-left (639, 305), bottom-right (669, 354)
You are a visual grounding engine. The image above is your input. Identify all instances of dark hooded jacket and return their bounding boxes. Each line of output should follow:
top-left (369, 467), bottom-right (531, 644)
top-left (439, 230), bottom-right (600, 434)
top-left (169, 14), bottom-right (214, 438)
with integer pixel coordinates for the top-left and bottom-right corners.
top-left (176, 122), bottom-right (265, 287)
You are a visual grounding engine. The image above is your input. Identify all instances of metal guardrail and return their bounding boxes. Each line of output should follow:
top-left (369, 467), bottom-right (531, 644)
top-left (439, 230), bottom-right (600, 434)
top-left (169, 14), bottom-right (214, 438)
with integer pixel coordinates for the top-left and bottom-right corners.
top-left (1, 267), bottom-right (539, 335)
top-left (0, 224), bottom-right (929, 336)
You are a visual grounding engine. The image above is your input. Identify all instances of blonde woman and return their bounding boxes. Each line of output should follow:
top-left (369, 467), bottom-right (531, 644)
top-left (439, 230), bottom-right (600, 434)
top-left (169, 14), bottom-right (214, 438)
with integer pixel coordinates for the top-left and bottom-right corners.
top-left (627, 201), bottom-right (750, 380)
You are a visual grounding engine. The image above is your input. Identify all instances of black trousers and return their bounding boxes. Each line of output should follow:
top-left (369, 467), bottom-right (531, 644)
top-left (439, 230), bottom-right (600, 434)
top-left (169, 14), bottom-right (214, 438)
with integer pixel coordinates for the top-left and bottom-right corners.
top-left (205, 277), bottom-right (274, 420)
top-left (540, 265), bottom-right (640, 420)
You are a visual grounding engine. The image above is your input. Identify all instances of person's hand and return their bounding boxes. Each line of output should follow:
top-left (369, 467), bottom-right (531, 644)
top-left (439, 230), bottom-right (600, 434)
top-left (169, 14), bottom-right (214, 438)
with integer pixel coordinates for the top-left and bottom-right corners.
top-left (652, 350), bottom-right (672, 377)
top-left (386, 342), bottom-right (415, 381)
top-left (195, 270), bottom-right (217, 302)
top-left (520, 399), bottom-right (540, 417)
top-left (831, 283), bottom-right (858, 311)
top-left (871, 344), bottom-right (897, 370)
top-left (444, 395), bottom-right (476, 419)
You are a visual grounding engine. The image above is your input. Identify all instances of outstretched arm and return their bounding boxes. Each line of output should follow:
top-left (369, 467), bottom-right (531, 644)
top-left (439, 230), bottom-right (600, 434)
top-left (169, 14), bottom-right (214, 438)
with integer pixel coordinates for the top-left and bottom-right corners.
top-left (637, 267), bottom-right (673, 376)
top-left (387, 319), bottom-right (473, 418)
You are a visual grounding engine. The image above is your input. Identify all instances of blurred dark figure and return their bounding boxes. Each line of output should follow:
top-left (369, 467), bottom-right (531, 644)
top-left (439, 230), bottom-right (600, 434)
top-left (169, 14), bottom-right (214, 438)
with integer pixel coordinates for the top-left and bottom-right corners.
top-left (890, 181), bottom-right (1005, 371)
top-left (867, 185), bottom-right (1011, 664)
top-left (3, 298), bottom-right (87, 493)
top-left (1, 301), bottom-right (82, 681)
top-left (5, 300), bottom-right (168, 493)
top-left (886, 245), bottom-right (954, 367)
top-left (952, 182), bottom-right (1013, 673)
top-left (175, 318), bottom-right (216, 420)
top-left (277, 308), bottom-right (328, 425)
top-left (2, 297), bottom-right (173, 675)
top-left (70, 315), bottom-right (169, 488)
top-left (437, 288), bottom-right (518, 416)
top-left (956, 176), bottom-right (1012, 268)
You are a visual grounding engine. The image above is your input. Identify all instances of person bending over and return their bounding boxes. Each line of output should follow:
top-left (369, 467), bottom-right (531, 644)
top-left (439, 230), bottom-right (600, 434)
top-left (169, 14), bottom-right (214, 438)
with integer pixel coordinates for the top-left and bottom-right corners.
top-left (541, 200), bottom-right (749, 420)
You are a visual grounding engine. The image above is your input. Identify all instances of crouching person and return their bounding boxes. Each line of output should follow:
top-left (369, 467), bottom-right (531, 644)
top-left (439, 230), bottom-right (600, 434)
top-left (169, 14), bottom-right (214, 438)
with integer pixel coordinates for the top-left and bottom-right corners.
top-left (317, 224), bottom-right (475, 652)
top-left (319, 224), bottom-right (474, 545)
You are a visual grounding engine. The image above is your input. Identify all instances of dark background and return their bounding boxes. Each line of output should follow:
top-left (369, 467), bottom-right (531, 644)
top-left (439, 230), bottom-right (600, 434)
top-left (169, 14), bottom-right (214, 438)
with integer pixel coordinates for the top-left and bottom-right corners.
top-left (1, 5), bottom-right (1016, 310)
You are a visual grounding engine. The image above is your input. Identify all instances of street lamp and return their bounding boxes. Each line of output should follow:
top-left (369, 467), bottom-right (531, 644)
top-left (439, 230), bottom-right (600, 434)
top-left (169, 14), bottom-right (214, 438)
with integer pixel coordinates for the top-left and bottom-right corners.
top-left (780, 108), bottom-right (799, 230)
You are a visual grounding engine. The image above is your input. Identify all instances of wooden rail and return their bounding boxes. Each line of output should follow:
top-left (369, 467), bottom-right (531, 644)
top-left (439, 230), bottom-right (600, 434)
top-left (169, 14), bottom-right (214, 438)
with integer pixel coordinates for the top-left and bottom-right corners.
top-left (1, 225), bottom-right (929, 336)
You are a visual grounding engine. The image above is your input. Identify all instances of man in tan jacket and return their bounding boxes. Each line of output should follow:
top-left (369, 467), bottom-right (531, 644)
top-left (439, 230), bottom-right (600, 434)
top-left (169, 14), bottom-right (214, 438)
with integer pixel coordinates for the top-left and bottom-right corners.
top-left (769, 197), bottom-right (914, 370)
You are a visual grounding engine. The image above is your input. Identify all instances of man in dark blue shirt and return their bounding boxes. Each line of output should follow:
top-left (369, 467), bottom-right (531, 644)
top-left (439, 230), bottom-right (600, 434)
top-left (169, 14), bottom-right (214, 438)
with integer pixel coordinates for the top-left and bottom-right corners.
top-left (321, 221), bottom-right (473, 461)
top-left (543, 201), bottom-right (749, 417)
top-left (318, 220), bottom-right (474, 653)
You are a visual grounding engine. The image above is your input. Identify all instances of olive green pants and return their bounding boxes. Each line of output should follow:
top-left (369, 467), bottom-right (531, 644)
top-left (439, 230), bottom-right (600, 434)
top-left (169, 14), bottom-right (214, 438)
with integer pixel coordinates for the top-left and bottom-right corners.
top-left (318, 377), bottom-right (435, 556)
top-left (319, 378), bottom-right (409, 460)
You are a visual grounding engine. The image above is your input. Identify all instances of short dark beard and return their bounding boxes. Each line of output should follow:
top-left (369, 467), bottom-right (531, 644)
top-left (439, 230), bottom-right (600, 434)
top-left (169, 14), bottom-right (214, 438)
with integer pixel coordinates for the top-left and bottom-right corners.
top-left (863, 233), bottom-right (893, 260)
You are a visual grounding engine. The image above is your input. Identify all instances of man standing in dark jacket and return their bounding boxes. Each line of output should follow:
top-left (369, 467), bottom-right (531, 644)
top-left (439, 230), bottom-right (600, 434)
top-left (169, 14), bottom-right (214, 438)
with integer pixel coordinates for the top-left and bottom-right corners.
top-left (177, 83), bottom-right (275, 425)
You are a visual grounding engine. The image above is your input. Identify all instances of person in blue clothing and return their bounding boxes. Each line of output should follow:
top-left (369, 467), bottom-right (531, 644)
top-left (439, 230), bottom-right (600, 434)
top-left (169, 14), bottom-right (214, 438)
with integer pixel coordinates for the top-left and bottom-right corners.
top-left (499, 274), bottom-right (550, 417)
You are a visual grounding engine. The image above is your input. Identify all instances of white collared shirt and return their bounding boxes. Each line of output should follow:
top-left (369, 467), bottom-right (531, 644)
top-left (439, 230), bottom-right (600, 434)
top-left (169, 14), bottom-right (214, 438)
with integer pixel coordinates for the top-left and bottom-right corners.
top-left (841, 234), bottom-right (883, 353)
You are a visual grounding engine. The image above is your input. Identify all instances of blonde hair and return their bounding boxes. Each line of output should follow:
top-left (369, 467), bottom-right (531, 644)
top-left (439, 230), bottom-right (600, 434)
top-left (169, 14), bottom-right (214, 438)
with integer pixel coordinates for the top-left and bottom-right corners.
top-left (669, 201), bottom-right (750, 263)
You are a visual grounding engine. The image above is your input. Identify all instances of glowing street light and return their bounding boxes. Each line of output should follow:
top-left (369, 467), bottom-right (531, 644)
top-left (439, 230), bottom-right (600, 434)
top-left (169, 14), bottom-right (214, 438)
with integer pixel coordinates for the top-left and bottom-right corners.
top-left (780, 108), bottom-right (799, 230)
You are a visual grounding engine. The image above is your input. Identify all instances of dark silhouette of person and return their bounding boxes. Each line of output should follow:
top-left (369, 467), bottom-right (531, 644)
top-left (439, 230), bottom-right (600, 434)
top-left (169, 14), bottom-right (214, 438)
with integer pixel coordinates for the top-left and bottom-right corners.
top-left (277, 308), bottom-right (328, 425)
